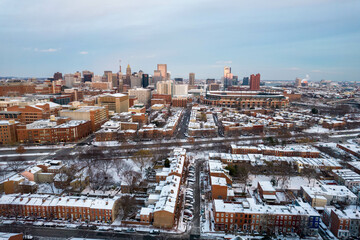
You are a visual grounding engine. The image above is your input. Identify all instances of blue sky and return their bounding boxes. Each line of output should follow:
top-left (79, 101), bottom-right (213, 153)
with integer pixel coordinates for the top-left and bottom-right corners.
top-left (0, 0), bottom-right (359, 81)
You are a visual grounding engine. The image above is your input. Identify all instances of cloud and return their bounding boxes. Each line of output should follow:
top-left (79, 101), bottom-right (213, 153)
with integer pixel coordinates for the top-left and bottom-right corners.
top-left (34, 48), bottom-right (59, 52)
top-left (79, 51), bottom-right (88, 55)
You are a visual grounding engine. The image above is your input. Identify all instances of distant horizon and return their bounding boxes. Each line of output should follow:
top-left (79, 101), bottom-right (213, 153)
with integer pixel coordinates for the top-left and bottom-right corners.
top-left (0, 75), bottom-right (358, 83)
top-left (0, 1), bottom-right (359, 81)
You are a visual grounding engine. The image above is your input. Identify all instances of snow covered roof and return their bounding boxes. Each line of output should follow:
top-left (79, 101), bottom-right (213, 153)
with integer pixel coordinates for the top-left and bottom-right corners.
top-left (0, 120), bottom-right (19, 125)
top-left (154, 175), bottom-right (181, 214)
top-left (35, 101), bottom-right (61, 109)
top-left (302, 184), bottom-right (357, 200)
top-left (140, 207), bottom-right (154, 216)
top-left (214, 198), bottom-right (319, 217)
top-left (211, 176), bottom-right (227, 187)
top-left (0, 194), bottom-right (119, 210)
top-left (209, 160), bottom-right (227, 174)
top-left (258, 181), bottom-right (276, 192)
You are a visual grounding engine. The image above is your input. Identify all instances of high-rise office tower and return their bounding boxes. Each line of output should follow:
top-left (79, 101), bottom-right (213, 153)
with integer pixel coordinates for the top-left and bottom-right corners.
top-left (223, 66), bottom-right (233, 90)
top-left (157, 64), bottom-right (167, 80)
top-left (142, 74), bottom-right (149, 88)
top-left (189, 73), bottom-right (195, 86)
top-left (157, 80), bottom-right (174, 96)
top-left (138, 70), bottom-right (144, 79)
top-left (295, 78), bottom-right (302, 88)
top-left (112, 73), bottom-right (118, 89)
top-left (249, 73), bottom-right (261, 91)
top-left (174, 78), bottom-right (184, 83)
top-left (82, 71), bottom-right (93, 82)
top-left (224, 66), bottom-right (231, 77)
top-left (103, 71), bottom-right (112, 82)
top-left (242, 77), bottom-right (249, 85)
top-left (124, 64), bottom-right (131, 86)
top-left (53, 72), bottom-right (62, 81)
top-left (126, 64), bottom-right (131, 76)
top-left (64, 74), bottom-right (75, 88)
top-left (153, 70), bottom-right (162, 86)
top-left (232, 76), bottom-right (239, 85)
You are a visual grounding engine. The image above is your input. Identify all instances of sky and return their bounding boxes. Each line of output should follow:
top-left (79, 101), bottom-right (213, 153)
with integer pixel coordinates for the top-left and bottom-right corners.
top-left (0, 0), bottom-right (359, 81)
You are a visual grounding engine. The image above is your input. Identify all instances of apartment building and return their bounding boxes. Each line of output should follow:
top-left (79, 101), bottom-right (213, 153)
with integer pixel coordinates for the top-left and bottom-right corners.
top-left (4, 105), bottom-right (47, 124)
top-left (128, 88), bottom-right (151, 105)
top-left (97, 93), bottom-right (129, 113)
top-left (201, 91), bottom-right (289, 109)
top-left (60, 106), bottom-right (108, 131)
top-left (17, 118), bottom-right (91, 143)
top-left (0, 120), bottom-right (19, 144)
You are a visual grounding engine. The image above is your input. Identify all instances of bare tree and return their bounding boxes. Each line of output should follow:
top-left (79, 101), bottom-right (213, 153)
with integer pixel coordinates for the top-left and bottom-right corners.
top-left (118, 195), bottom-right (137, 220)
top-left (8, 156), bottom-right (27, 173)
top-left (277, 162), bottom-right (291, 189)
top-left (15, 145), bottom-right (26, 155)
top-left (131, 149), bottom-right (154, 172)
top-left (122, 169), bottom-right (142, 194)
top-left (236, 164), bottom-right (249, 193)
top-left (301, 167), bottom-right (317, 184)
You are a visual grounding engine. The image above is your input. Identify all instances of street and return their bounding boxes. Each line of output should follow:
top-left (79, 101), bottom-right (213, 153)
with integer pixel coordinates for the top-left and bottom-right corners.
top-left (0, 225), bottom-right (189, 240)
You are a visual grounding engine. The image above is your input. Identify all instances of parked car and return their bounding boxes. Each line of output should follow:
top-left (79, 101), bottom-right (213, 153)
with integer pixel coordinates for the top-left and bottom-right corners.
top-left (184, 209), bottom-right (193, 215)
top-left (150, 229), bottom-right (160, 234)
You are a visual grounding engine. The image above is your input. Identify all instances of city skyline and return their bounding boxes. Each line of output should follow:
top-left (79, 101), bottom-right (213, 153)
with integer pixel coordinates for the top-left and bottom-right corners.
top-left (0, 0), bottom-right (359, 81)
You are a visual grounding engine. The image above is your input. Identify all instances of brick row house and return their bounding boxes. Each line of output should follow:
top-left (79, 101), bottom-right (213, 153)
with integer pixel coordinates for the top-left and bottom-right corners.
top-left (140, 148), bottom-right (187, 228)
top-left (213, 199), bottom-right (320, 236)
top-left (0, 194), bottom-right (120, 223)
top-left (231, 144), bottom-right (320, 158)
